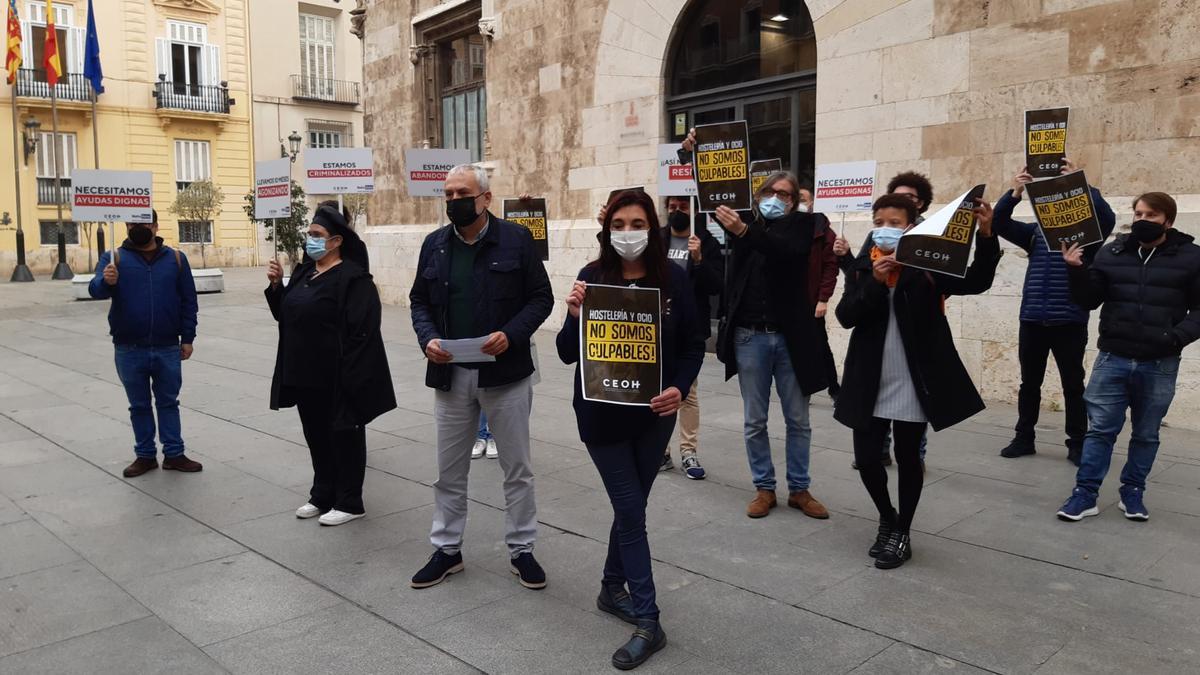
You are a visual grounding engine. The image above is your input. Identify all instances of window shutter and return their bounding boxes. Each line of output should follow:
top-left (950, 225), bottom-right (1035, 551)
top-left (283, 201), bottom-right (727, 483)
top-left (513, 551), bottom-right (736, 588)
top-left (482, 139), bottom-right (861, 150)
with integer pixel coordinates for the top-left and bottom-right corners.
top-left (36, 132), bottom-right (52, 177)
top-left (63, 134), bottom-right (77, 177)
top-left (204, 44), bottom-right (221, 86)
top-left (69, 26), bottom-right (84, 73)
top-left (155, 37), bottom-right (171, 81)
top-left (20, 19), bottom-right (32, 63)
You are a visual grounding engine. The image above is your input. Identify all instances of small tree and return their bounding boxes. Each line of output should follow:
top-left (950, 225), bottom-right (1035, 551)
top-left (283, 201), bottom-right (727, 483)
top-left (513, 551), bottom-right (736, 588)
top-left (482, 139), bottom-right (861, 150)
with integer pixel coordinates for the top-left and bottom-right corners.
top-left (342, 193), bottom-right (369, 228)
top-left (170, 179), bottom-right (224, 268)
top-left (244, 180), bottom-right (309, 268)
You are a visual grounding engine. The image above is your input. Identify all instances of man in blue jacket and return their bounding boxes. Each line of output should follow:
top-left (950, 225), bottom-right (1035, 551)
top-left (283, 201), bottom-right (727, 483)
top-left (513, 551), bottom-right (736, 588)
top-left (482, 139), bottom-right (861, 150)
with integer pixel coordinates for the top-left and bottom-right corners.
top-left (992, 162), bottom-right (1115, 465)
top-left (89, 210), bottom-right (202, 478)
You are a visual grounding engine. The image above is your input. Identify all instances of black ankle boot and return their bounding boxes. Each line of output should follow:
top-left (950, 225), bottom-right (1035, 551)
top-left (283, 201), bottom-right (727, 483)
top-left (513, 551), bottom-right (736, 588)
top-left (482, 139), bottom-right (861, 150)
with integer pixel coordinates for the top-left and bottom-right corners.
top-left (612, 619), bottom-right (667, 670)
top-left (596, 582), bottom-right (637, 625)
top-left (875, 530), bottom-right (912, 569)
top-left (868, 515), bottom-right (896, 558)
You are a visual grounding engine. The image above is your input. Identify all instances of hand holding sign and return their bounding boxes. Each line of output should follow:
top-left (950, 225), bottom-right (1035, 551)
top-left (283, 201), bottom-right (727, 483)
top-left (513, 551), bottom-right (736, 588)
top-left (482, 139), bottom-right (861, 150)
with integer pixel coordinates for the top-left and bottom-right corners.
top-left (833, 236), bottom-right (851, 257)
top-left (688, 235), bottom-right (702, 262)
top-left (1012, 169), bottom-right (1035, 199)
top-left (103, 261), bottom-right (118, 286)
top-left (973, 198), bottom-right (994, 238)
top-left (1061, 242), bottom-right (1085, 267)
top-left (649, 387), bottom-right (683, 416)
top-left (566, 280), bottom-right (587, 319)
top-left (713, 205), bottom-right (744, 234)
top-left (267, 259), bottom-right (284, 286)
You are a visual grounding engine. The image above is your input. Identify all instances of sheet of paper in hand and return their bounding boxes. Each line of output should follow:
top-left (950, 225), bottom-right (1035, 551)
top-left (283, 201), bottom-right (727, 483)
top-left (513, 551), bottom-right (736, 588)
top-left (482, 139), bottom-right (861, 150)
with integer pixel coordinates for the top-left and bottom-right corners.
top-left (895, 184), bottom-right (986, 279)
top-left (579, 284), bottom-right (662, 406)
top-left (1025, 170), bottom-right (1103, 250)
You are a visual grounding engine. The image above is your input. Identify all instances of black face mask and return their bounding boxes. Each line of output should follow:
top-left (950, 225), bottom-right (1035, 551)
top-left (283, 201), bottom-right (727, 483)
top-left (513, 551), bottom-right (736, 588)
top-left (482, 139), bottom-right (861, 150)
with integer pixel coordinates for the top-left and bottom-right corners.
top-left (446, 195), bottom-right (481, 229)
top-left (128, 225), bottom-right (154, 246)
top-left (1130, 219), bottom-right (1166, 244)
top-left (667, 210), bottom-right (690, 233)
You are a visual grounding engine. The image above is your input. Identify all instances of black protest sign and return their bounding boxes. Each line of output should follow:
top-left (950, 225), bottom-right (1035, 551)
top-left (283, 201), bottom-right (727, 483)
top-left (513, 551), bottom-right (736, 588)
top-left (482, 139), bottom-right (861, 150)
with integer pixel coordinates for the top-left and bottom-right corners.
top-left (1025, 171), bottom-right (1102, 250)
top-left (580, 284), bottom-right (662, 407)
top-left (896, 184), bottom-right (986, 278)
top-left (749, 158), bottom-right (782, 196)
top-left (504, 198), bottom-right (549, 261)
top-left (1025, 108), bottom-right (1069, 178)
top-left (693, 121), bottom-right (751, 212)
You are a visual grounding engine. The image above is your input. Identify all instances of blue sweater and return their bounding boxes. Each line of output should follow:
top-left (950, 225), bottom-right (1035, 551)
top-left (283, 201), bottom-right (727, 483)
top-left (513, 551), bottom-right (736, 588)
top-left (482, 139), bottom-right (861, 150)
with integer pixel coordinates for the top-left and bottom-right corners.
top-left (88, 241), bottom-right (199, 346)
top-left (993, 187), bottom-right (1116, 325)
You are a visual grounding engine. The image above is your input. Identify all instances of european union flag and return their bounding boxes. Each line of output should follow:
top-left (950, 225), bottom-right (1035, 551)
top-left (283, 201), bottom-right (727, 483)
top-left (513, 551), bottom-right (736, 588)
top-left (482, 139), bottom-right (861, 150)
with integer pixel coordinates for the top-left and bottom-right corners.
top-left (83, 0), bottom-right (102, 94)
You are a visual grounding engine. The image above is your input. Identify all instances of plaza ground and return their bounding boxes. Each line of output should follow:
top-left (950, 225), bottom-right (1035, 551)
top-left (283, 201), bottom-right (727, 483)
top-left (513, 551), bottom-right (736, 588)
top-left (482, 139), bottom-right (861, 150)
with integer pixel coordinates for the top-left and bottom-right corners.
top-left (1, 268), bottom-right (1198, 674)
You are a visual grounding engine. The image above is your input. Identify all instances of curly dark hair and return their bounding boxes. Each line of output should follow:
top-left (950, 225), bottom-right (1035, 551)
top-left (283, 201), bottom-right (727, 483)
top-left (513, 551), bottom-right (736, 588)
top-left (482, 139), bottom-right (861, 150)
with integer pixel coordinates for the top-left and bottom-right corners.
top-left (872, 194), bottom-right (918, 225)
top-left (886, 171), bottom-right (934, 214)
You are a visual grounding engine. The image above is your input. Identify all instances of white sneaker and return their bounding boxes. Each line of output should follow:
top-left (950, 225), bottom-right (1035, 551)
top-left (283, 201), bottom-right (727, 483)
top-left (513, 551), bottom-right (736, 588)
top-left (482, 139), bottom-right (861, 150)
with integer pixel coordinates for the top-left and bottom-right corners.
top-left (486, 438), bottom-right (498, 459)
top-left (471, 438), bottom-right (486, 459)
top-left (318, 509), bottom-right (365, 526)
top-left (295, 503), bottom-right (321, 519)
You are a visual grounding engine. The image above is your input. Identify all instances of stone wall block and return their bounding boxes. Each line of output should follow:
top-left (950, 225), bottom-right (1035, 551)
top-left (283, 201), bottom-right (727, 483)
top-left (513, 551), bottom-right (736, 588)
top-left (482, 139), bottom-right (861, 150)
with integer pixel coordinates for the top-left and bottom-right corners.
top-left (933, 0), bottom-right (988, 35)
top-left (881, 33), bottom-right (970, 102)
top-left (969, 24), bottom-right (1071, 89)
top-left (816, 104), bottom-right (896, 139)
top-left (816, 49), bottom-right (883, 113)
top-left (894, 95), bottom-right (950, 129)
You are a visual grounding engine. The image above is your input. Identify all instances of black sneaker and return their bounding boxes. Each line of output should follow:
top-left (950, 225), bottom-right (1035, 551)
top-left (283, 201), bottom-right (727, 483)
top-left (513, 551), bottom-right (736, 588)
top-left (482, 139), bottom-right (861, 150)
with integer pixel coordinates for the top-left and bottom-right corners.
top-left (510, 552), bottom-right (547, 589)
top-left (597, 582), bottom-right (638, 625)
top-left (658, 454), bottom-right (673, 472)
top-left (410, 550), bottom-right (464, 589)
top-left (1000, 437), bottom-right (1036, 458)
top-left (1066, 439), bottom-right (1083, 467)
top-left (868, 515), bottom-right (896, 558)
top-left (874, 531), bottom-right (912, 569)
top-left (612, 620), bottom-right (667, 670)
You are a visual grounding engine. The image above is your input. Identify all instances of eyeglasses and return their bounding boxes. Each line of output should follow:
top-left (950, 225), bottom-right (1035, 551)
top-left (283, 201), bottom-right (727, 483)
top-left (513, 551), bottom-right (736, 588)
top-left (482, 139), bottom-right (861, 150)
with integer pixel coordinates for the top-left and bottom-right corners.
top-left (761, 188), bottom-right (795, 201)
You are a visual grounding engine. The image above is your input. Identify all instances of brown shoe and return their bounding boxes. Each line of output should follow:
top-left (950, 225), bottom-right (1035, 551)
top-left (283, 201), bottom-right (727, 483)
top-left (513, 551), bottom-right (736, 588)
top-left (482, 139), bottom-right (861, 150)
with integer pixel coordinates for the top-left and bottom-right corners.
top-left (162, 455), bottom-right (203, 472)
top-left (123, 457), bottom-right (158, 478)
top-left (746, 489), bottom-right (777, 518)
top-left (788, 490), bottom-right (830, 519)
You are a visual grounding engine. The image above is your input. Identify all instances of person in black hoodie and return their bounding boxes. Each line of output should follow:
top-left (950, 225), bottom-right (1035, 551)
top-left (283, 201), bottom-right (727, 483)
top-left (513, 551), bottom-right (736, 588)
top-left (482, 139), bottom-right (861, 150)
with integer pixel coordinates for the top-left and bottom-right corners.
top-left (1055, 192), bottom-right (1200, 523)
top-left (557, 190), bottom-right (704, 671)
top-left (265, 205), bottom-right (396, 527)
top-left (836, 194), bottom-right (999, 569)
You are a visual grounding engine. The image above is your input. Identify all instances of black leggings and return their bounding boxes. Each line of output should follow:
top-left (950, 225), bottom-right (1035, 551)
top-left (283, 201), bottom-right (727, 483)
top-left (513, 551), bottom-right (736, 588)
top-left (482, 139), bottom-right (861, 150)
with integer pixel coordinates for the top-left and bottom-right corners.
top-left (853, 417), bottom-right (927, 532)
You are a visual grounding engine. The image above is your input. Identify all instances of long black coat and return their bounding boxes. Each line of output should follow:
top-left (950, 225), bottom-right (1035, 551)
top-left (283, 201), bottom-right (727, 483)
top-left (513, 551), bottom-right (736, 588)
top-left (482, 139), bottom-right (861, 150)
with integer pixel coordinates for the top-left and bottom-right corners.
top-left (715, 211), bottom-right (827, 395)
top-left (266, 260), bottom-right (397, 429)
top-left (834, 234), bottom-right (1001, 432)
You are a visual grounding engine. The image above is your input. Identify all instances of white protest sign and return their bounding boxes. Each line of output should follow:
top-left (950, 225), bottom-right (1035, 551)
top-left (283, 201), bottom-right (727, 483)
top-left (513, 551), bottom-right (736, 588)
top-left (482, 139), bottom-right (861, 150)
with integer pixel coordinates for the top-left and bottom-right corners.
top-left (70, 170), bottom-right (153, 223)
top-left (254, 158), bottom-right (292, 219)
top-left (404, 148), bottom-right (472, 197)
top-left (304, 148), bottom-right (374, 194)
top-left (813, 161), bottom-right (877, 213)
top-left (657, 144), bottom-right (696, 197)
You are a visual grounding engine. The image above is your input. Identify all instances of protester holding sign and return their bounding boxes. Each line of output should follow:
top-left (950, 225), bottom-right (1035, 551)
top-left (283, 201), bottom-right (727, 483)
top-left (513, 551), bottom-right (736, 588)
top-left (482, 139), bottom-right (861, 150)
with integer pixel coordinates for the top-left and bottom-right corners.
top-left (992, 162), bottom-right (1115, 464)
top-left (556, 190), bottom-right (704, 671)
top-left (265, 206), bottom-right (395, 526)
top-left (835, 194), bottom-right (999, 569)
top-left (1056, 193), bottom-right (1200, 523)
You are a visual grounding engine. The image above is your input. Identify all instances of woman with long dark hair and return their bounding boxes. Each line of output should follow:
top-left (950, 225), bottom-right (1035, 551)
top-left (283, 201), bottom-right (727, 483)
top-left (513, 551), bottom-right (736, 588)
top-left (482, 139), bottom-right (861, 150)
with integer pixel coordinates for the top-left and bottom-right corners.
top-left (557, 190), bottom-right (705, 670)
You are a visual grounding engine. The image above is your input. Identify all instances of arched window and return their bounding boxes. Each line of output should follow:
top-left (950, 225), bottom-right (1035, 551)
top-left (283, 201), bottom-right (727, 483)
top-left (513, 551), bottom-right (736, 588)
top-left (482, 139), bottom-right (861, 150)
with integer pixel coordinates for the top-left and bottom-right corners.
top-left (666, 0), bottom-right (817, 186)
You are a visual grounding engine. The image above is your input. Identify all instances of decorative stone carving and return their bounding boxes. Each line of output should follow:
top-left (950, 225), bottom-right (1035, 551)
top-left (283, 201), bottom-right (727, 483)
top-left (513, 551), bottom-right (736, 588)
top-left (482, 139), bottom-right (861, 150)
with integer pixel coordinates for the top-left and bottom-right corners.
top-left (350, 0), bottom-right (367, 40)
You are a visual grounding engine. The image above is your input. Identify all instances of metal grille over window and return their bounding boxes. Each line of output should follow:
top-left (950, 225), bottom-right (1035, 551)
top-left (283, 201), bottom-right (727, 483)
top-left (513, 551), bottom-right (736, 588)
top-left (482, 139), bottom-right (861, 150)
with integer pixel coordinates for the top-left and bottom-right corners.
top-left (39, 220), bottom-right (79, 246)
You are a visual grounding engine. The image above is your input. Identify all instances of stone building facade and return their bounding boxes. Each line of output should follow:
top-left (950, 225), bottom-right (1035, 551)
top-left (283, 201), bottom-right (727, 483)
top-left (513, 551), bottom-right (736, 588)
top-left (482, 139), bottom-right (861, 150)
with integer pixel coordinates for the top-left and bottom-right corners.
top-left (359, 0), bottom-right (1200, 429)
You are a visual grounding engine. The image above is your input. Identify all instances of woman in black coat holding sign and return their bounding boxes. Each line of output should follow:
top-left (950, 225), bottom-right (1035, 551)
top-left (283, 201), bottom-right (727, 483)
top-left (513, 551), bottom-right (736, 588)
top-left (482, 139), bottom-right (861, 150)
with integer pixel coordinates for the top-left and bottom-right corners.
top-left (557, 190), bottom-right (705, 670)
top-left (835, 194), bottom-right (999, 569)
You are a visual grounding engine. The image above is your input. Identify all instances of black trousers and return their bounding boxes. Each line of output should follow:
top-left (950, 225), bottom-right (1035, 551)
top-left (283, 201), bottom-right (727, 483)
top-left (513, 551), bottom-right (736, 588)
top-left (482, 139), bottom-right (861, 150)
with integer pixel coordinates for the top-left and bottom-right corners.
top-left (296, 391), bottom-right (367, 514)
top-left (1015, 322), bottom-right (1087, 445)
top-left (815, 316), bottom-right (840, 396)
top-left (853, 417), bottom-right (927, 532)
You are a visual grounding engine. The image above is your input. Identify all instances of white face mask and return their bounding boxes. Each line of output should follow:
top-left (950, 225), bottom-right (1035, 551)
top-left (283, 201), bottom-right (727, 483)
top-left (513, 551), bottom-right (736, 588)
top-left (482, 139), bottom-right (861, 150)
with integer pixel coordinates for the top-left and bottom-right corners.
top-left (609, 229), bottom-right (649, 261)
top-left (796, 203), bottom-right (810, 213)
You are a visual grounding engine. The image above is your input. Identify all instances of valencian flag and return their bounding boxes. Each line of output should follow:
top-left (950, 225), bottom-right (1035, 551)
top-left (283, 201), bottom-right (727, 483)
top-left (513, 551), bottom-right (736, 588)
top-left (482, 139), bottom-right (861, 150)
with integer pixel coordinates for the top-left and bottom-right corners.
top-left (5, 0), bottom-right (20, 84)
top-left (43, 0), bottom-right (62, 87)
top-left (83, 0), bottom-right (102, 93)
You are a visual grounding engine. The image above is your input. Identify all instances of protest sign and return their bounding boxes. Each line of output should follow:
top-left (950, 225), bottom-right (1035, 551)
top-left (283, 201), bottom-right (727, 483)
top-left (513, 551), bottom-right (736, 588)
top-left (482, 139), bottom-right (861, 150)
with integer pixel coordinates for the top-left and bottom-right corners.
top-left (304, 148), bottom-right (374, 194)
top-left (1025, 108), bottom-right (1069, 179)
top-left (749, 158), bottom-right (783, 195)
top-left (70, 170), bottom-right (153, 223)
top-left (580, 284), bottom-right (662, 406)
top-left (813, 161), bottom-right (877, 213)
top-left (895, 185), bottom-right (986, 278)
top-left (254, 158), bottom-right (292, 219)
top-left (658, 144), bottom-right (697, 197)
top-left (693, 121), bottom-right (751, 212)
top-left (1025, 170), bottom-right (1103, 249)
top-left (503, 198), bottom-right (550, 261)
top-left (403, 148), bottom-right (471, 197)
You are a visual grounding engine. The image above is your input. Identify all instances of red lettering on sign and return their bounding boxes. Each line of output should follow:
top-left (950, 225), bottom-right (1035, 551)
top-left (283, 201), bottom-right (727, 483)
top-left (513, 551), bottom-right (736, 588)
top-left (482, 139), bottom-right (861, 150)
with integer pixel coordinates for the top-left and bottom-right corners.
top-left (74, 195), bottom-right (152, 207)
top-left (411, 170), bottom-right (449, 181)
top-left (308, 169), bottom-right (373, 178)
top-left (669, 165), bottom-right (693, 180)
top-left (815, 185), bottom-right (873, 198)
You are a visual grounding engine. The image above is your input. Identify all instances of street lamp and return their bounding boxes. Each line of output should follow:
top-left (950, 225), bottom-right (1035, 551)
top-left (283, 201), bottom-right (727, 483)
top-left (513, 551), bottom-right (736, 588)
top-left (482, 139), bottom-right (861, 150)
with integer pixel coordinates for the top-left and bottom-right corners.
top-left (22, 116), bottom-right (41, 166)
top-left (287, 131), bottom-right (303, 163)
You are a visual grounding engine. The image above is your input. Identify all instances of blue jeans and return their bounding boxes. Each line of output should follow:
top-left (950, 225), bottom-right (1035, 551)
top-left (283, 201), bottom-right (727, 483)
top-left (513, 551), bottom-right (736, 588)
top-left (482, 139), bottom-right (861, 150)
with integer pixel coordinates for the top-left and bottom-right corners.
top-left (477, 412), bottom-right (492, 441)
top-left (734, 328), bottom-right (812, 492)
top-left (1075, 352), bottom-right (1179, 496)
top-left (114, 345), bottom-right (185, 459)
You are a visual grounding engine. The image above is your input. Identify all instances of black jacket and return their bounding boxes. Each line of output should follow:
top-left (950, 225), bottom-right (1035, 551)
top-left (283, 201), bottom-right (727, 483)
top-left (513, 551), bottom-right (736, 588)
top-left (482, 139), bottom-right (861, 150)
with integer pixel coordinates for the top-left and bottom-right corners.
top-left (266, 260), bottom-right (397, 429)
top-left (660, 215), bottom-right (724, 338)
top-left (834, 233), bottom-right (1002, 432)
top-left (1067, 229), bottom-right (1200, 360)
top-left (410, 214), bottom-right (554, 390)
top-left (556, 264), bottom-right (706, 445)
top-left (716, 211), bottom-right (826, 395)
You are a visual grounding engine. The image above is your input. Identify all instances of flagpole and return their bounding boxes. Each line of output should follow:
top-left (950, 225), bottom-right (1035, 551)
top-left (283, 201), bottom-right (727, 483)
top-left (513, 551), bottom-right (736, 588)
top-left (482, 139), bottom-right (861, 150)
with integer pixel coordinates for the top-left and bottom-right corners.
top-left (90, 88), bottom-right (107, 262)
top-left (49, 81), bottom-right (69, 279)
top-left (9, 85), bottom-right (33, 281)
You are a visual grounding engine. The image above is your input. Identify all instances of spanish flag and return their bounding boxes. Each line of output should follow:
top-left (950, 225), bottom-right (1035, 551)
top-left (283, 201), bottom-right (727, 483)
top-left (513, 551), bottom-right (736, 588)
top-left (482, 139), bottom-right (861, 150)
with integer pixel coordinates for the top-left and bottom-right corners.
top-left (43, 0), bottom-right (62, 87)
top-left (4, 0), bottom-right (20, 85)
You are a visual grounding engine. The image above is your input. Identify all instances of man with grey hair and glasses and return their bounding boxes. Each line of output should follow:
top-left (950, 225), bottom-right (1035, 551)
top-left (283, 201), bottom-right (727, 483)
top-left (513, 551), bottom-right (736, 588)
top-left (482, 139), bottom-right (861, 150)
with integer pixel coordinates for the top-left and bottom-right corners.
top-left (409, 164), bottom-right (554, 590)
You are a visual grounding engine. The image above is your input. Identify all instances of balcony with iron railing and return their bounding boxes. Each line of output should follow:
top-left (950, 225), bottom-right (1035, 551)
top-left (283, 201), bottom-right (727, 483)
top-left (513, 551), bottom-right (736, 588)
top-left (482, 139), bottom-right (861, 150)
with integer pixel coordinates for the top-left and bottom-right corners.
top-left (15, 68), bottom-right (92, 102)
top-left (291, 75), bottom-right (360, 106)
top-left (154, 76), bottom-right (232, 114)
top-left (36, 177), bottom-right (73, 205)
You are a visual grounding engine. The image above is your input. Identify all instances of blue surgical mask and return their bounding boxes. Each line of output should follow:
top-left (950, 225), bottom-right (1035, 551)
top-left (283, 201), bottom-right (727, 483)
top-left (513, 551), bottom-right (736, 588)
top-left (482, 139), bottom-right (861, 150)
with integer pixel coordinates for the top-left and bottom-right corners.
top-left (872, 227), bottom-right (905, 252)
top-left (305, 235), bottom-right (328, 260)
top-left (758, 196), bottom-right (787, 220)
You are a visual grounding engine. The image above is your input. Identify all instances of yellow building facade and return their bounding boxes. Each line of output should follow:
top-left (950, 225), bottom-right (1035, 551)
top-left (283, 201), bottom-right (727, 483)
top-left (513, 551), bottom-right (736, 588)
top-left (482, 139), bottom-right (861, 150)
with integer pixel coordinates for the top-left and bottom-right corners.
top-left (1, 0), bottom-right (254, 276)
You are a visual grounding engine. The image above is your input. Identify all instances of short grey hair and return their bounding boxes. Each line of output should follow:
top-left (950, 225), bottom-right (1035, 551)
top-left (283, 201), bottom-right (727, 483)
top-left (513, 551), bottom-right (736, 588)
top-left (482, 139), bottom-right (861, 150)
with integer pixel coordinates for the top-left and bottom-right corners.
top-left (447, 164), bottom-right (490, 193)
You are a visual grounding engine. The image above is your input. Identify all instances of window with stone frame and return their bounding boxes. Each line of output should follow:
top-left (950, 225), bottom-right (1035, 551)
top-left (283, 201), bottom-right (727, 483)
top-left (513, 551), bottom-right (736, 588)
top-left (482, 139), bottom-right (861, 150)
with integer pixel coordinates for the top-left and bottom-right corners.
top-left (39, 220), bottom-right (79, 246)
top-left (414, 3), bottom-right (488, 163)
top-left (178, 220), bottom-right (213, 244)
top-left (307, 119), bottom-right (353, 149)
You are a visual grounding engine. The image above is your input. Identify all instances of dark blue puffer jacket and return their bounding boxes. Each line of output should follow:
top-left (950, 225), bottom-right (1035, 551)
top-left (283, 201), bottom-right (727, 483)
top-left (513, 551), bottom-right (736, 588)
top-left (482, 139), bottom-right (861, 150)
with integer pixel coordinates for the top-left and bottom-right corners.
top-left (993, 187), bottom-right (1116, 325)
top-left (88, 240), bottom-right (199, 346)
